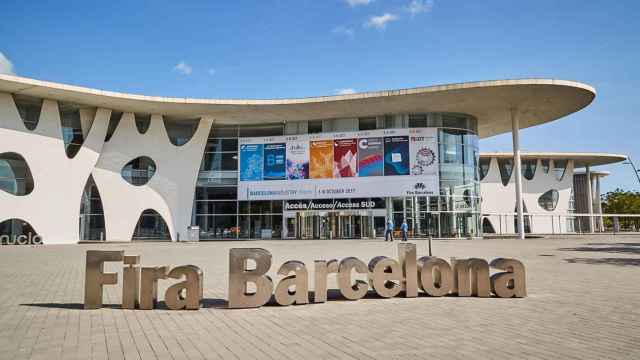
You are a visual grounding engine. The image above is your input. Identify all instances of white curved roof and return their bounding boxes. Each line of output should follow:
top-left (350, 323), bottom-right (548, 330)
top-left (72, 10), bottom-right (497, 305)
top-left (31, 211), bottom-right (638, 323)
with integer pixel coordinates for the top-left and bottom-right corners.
top-left (0, 74), bottom-right (596, 138)
top-left (480, 152), bottom-right (627, 167)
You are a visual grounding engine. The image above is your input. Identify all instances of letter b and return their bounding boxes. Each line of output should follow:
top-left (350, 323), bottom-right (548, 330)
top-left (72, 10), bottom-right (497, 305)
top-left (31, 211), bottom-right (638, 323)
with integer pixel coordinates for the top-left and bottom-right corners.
top-left (228, 248), bottom-right (274, 308)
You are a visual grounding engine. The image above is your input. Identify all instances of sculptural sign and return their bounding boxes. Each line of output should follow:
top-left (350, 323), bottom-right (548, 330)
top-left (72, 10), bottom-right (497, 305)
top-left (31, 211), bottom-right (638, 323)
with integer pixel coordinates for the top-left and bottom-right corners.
top-left (83, 243), bottom-right (526, 310)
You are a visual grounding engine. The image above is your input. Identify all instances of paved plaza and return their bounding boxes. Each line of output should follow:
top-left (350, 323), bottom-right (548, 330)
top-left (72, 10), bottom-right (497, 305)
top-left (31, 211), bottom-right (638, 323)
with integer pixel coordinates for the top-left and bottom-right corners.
top-left (0, 235), bottom-right (638, 360)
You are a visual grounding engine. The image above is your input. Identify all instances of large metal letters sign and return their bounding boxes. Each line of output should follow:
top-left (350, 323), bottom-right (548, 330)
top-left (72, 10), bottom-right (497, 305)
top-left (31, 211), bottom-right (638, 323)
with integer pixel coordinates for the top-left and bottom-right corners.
top-left (237, 128), bottom-right (440, 200)
top-left (83, 245), bottom-right (526, 310)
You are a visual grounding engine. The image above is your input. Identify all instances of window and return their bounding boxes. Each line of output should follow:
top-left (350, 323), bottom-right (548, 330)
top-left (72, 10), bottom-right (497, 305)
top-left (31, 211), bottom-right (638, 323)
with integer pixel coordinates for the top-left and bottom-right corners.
top-left (482, 218), bottom-right (496, 234)
top-left (80, 175), bottom-right (105, 240)
top-left (0, 219), bottom-right (38, 244)
top-left (552, 160), bottom-right (567, 181)
top-left (13, 94), bottom-right (42, 130)
top-left (479, 158), bottom-right (491, 181)
top-left (133, 209), bottom-right (171, 240)
top-left (358, 117), bottom-right (377, 130)
top-left (408, 114), bottom-right (428, 128)
top-left (121, 156), bottom-right (156, 186)
top-left (0, 152), bottom-right (34, 196)
top-left (541, 159), bottom-right (550, 174)
top-left (308, 120), bottom-right (323, 134)
top-left (538, 189), bottom-right (559, 211)
top-left (135, 114), bottom-right (151, 134)
top-left (239, 124), bottom-right (283, 137)
top-left (105, 112), bottom-right (122, 141)
top-left (498, 158), bottom-right (513, 186)
top-left (522, 160), bottom-right (537, 180)
top-left (164, 117), bottom-right (200, 145)
top-left (59, 102), bottom-right (85, 158)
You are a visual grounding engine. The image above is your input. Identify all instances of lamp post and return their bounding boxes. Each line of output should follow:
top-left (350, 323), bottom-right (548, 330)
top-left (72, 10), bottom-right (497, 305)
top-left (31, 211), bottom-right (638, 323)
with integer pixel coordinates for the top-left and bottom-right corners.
top-left (622, 156), bottom-right (640, 186)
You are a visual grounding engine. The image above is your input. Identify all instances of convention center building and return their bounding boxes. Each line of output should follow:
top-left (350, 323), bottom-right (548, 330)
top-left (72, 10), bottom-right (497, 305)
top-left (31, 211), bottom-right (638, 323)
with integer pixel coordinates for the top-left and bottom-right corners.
top-left (0, 75), bottom-right (626, 243)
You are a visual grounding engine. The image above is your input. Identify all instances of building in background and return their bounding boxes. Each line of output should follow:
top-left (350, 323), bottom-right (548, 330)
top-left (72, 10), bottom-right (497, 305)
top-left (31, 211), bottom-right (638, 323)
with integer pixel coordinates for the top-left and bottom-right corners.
top-left (0, 75), bottom-right (607, 243)
top-left (480, 153), bottom-right (625, 235)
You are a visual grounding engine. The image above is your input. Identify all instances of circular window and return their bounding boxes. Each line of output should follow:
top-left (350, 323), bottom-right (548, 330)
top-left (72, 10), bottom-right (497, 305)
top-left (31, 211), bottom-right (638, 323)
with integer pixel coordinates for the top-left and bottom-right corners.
top-left (121, 156), bottom-right (156, 186)
top-left (538, 189), bottom-right (559, 211)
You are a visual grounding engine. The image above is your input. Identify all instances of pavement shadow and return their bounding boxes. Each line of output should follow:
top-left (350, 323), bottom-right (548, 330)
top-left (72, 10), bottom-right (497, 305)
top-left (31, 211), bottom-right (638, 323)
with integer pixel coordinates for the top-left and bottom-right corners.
top-left (558, 243), bottom-right (640, 255)
top-left (564, 258), bottom-right (640, 267)
top-left (20, 303), bottom-right (121, 310)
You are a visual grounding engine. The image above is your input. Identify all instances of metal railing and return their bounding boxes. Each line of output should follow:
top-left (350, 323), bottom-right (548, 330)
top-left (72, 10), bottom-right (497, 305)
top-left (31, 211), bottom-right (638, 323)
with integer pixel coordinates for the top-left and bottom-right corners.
top-left (482, 212), bottom-right (640, 235)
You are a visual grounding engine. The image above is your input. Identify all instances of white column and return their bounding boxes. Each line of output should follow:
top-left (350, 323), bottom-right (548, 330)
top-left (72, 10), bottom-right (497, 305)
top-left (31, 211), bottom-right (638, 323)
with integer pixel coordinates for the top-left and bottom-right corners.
top-left (511, 109), bottom-right (525, 240)
top-left (585, 165), bottom-right (594, 233)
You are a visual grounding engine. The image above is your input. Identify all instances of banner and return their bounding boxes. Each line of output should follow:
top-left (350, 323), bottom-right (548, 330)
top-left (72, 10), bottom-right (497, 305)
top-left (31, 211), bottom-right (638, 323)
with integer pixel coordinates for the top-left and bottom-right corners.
top-left (239, 144), bottom-right (263, 181)
top-left (238, 128), bottom-right (440, 200)
top-left (358, 137), bottom-right (384, 177)
top-left (384, 136), bottom-right (410, 176)
top-left (263, 143), bottom-right (286, 180)
top-left (333, 138), bottom-right (358, 178)
top-left (286, 140), bottom-right (309, 180)
top-left (309, 140), bottom-right (333, 179)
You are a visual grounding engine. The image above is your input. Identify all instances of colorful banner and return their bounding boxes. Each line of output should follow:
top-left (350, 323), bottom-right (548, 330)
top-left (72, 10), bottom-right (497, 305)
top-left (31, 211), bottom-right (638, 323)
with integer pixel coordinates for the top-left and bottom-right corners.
top-left (333, 138), bottom-right (358, 178)
top-left (239, 144), bottom-right (263, 181)
top-left (358, 137), bottom-right (384, 177)
top-left (410, 128), bottom-right (439, 176)
top-left (237, 128), bottom-right (440, 200)
top-left (263, 143), bottom-right (286, 180)
top-left (309, 140), bottom-right (333, 179)
top-left (286, 140), bottom-right (309, 180)
top-left (384, 136), bottom-right (410, 176)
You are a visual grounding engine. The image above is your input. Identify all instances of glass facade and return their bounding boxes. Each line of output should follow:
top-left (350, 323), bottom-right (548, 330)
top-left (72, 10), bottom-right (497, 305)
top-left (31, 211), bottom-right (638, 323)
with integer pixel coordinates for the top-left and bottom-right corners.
top-left (192, 113), bottom-right (481, 239)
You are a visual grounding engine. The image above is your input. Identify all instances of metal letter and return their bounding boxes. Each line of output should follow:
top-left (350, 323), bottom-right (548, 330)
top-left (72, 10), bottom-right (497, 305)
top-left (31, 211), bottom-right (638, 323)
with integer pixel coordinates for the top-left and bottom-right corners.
top-left (139, 266), bottom-right (168, 310)
top-left (418, 256), bottom-right (453, 297)
top-left (228, 248), bottom-right (274, 309)
top-left (490, 258), bottom-right (527, 298)
top-left (368, 256), bottom-right (402, 298)
top-left (84, 250), bottom-right (124, 309)
top-left (397, 243), bottom-right (417, 297)
top-left (313, 259), bottom-right (338, 303)
top-left (274, 261), bottom-right (309, 306)
top-left (453, 258), bottom-right (491, 297)
top-left (165, 265), bottom-right (204, 310)
top-left (122, 255), bottom-right (140, 309)
top-left (337, 257), bottom-right (368, 300)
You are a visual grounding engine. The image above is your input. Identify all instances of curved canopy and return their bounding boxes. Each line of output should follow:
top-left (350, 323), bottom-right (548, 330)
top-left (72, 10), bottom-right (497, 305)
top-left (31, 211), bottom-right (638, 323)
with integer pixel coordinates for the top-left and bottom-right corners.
top-left (0, 74), bottom-right (596, 138)
top-left (480, 152), bottom-right (627, 167)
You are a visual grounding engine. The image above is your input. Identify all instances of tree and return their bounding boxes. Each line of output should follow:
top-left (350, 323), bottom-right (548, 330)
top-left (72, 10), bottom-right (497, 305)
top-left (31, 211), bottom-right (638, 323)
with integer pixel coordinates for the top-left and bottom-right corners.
top-left (600, 188), bottom-right (640, 230)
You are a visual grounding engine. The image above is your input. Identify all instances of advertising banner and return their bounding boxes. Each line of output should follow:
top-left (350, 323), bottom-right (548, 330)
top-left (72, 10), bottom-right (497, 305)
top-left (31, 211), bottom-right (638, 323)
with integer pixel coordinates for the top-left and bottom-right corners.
top-left (358, 137), bottom-right (384, 177)
top-left (384, 136), bottom-right (410, 176)
top-left (238, 128), bottom-right (440, 200)
top-left (286, 140), bottom-right (309, 180)
top-left (309, 140), bottom-right (333, 179)
top-left (333, 138), bottom-right (358, 178)
top-left (263, 143), bottom-right (286, 180)
top-left (239, 144), bottom-right (263, 181)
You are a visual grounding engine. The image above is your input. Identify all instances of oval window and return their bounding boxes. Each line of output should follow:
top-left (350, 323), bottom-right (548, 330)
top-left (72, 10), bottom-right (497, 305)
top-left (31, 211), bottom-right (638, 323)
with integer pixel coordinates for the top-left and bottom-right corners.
top-left (121, 156), bottom-right (156, 186)
top-left (0, 152), bottom-right (34, 196)
top-left (538, 189), bottom-right (559, 211)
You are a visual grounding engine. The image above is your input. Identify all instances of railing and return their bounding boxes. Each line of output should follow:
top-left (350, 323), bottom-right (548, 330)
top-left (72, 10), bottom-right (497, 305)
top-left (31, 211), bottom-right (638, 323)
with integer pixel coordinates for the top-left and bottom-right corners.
top-left (482, 212), bottom-right (640, 235)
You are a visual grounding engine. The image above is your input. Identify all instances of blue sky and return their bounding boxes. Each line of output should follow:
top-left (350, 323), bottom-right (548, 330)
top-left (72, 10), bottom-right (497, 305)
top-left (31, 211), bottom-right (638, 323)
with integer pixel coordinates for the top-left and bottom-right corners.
top-left (1, 0), bottom-right (639, 192)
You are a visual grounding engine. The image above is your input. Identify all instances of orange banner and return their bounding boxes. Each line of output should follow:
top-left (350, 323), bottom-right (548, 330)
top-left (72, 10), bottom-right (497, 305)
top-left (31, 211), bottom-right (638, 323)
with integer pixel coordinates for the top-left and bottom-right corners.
top-left (309, 140), bottom-right (334, 179)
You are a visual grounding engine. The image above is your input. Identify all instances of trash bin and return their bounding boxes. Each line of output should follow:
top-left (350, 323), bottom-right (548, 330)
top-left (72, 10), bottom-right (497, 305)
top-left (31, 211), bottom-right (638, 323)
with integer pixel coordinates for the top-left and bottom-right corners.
top-left (187, 226), bottom-right (200, 242)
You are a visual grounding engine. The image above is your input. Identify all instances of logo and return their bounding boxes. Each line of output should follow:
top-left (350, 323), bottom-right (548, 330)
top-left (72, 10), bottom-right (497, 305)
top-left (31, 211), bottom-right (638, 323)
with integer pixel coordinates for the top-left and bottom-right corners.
top-left (414, 182), bottom-right (426, 190)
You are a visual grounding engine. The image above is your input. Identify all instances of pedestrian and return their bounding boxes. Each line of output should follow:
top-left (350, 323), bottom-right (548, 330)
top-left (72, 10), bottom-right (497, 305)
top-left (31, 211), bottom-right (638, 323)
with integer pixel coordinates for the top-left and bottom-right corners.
top-left (401, 220), bottom-right (409, 241)
top-left (385, 219), bottom-right (394, 241)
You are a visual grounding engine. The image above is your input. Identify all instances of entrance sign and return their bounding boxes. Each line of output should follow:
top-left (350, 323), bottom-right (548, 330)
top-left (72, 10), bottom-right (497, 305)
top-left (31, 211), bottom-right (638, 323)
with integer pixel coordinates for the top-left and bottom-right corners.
top-left (83, 244), bottom-right (526, 310)
top-left (238, 128), bottom-right (439, 200)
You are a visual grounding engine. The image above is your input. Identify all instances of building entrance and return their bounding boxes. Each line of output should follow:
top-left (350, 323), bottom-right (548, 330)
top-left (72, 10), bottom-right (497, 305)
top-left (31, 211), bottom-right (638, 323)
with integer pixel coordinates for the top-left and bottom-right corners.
top-left (285, 211), bottom-right (382, 239)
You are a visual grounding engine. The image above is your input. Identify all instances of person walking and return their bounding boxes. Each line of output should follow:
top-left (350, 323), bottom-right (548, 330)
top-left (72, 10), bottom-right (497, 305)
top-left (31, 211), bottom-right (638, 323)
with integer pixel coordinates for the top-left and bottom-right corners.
top-left (385, 219), bottom-right (394, 241)
top-left (401, 220), bottom-right (409, 241)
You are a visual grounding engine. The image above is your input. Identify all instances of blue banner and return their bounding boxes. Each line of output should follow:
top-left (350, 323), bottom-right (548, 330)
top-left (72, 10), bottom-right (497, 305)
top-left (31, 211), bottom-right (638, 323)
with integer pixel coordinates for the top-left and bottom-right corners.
top-left (239, 144), bottom-right (264, 181)
top-left (263, 143), bottom-right (286, 180)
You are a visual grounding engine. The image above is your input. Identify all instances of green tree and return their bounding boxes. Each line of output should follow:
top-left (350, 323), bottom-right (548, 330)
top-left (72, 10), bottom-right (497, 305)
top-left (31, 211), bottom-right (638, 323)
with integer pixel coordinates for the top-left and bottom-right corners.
top-left (600, 188), bottom-right (640, 229)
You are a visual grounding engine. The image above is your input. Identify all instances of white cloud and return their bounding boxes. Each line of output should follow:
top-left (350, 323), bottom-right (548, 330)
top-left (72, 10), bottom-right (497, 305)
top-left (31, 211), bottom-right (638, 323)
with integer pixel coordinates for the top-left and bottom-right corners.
top-left (207, 68), bottom-right (216, 76)
top-left (346, 0), bottom-right (373, 6)
top-left (173, 61), bottom-right (192, 75)
top-left (332, 25), bottom-right (355, 38)
top-left (0, 52), bottom-right (15, 75)
top-left (335, 88), bottom-right (356, 95)
top-left (365, 13), bottom-right (399, 30)
top-left (406, 0), bottom-right (434, 16)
